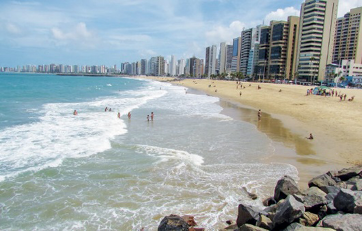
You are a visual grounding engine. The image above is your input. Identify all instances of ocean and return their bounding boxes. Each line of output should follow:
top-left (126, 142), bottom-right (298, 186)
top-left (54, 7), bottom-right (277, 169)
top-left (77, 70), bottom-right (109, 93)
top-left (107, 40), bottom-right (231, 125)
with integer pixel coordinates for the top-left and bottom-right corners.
top-left (0, 73), bottom-right (298, 230)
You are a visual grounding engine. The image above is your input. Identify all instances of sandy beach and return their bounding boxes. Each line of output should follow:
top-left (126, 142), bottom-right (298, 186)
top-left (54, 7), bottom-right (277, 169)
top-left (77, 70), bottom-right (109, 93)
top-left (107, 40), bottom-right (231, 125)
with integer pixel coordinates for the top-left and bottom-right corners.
top-left (136, 76), bottom-right (362, 188)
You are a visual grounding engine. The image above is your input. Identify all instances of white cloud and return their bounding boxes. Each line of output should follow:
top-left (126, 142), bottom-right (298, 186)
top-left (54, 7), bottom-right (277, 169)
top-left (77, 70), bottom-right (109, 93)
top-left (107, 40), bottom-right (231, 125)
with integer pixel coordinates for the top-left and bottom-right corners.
top-left (139, 49), bottom-right (157, 57)
top-left (338, 0), bottom-right (362, 17)
top-left (264, 7), bottom-right (300, 24)
top-left (51, 23), bottom-right (93, 41)
top-left (205, 20), bottom-right (245, 45)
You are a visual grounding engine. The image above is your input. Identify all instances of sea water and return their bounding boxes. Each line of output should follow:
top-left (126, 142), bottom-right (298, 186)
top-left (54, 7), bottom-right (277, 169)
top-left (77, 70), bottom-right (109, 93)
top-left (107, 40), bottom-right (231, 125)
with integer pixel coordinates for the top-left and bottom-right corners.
top-left (0, 73), bottom-right (298, 230)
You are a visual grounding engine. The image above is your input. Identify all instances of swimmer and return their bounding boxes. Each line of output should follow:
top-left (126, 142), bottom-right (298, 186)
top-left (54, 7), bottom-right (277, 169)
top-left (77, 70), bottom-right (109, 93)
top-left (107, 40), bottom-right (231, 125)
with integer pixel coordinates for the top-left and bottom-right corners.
top-left (105, 107), bottom-right (108, 112)
top-left (73, 110), bottom-right (78, 115)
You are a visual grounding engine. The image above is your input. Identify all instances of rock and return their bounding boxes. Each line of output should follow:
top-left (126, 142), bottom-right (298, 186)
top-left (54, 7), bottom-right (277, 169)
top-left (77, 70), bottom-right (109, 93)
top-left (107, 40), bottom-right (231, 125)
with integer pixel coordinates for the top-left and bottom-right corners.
top-left (256, 215), bottom-right (272, 230)
top-left (236, 203), bottom-right (264, 227)
top-left (355, 179), bottom-right (362, 191)
top-left (303, 187), bottom-right (327, 211)
top-left (274, 175), bottom-right (301, 202)
top-left (319, 186), bottom-right (341, 195)
top-left (273, 195), bottom-right (305, 230)
top-left (333, 166), bottom-right (362, 181)
top-left (317, 213), bottom-right (362, 231)
top-left (308, 173), bottom-right (337, 189)
top-left (333, 188), bottom-right (362, 213)
top-left (293, 194), bottom-right (305, 203)
top-left (226, 220), bottom-right (233, 225)
top-left (181, 215), bottom-right (197, 226)
top-left (283, 222), bottom-right (336, 231)
top-left (158, 214), bottom-right (189, 231)
top-left (348, 177), bottom-right (362, 191)
top-left (189, 228), bottom-right (205, 231)
top-left (239, 224), bottom-right (268, 231)
top-left (262, 197), bottom-right (276, 206)
top-left (241, 187), bottom-right (258, 200)
top-left (223, 223), bottom-right (238, 230)
top-left (299, 212), bottom-right (320, 226)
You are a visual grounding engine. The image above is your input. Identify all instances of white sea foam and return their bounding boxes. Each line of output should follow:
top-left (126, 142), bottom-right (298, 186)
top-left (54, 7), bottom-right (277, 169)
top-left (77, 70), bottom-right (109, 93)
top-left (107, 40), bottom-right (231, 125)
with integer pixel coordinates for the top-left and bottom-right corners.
top-left (137, 145), bottom-right (204, 166)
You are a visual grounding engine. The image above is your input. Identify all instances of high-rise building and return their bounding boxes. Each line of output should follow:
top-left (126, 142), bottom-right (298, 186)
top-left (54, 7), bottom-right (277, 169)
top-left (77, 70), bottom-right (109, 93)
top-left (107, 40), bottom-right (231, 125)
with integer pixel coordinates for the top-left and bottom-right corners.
top-left (333, 7), bottom-right (362, 65)
top-left (177, 59), bottom-right (185, 76)
top-left (296, 0), bottom-right (339, 82)
top-left (170, 55), bottom-right (176, 76)
top-left (267, 16), bottom-right (300, 80)
top-left (231, 37), bottom-right (242, 73)
top-left (155, 56), bottom-right (165, 76)
top-left (141, 59), bottom-right (147, 75)
top-left (219, 42), bottom-right (227, 74)
top-left (226, 45), bottom-right (233, 73)
top-left (205, 45), bottom-right (217, 77)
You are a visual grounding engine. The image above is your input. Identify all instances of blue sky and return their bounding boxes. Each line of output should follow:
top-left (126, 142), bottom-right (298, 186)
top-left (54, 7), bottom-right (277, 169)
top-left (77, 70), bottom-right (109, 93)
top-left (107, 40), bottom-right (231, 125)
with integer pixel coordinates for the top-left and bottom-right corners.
top-left (0, 0), bottom-right (361, 67)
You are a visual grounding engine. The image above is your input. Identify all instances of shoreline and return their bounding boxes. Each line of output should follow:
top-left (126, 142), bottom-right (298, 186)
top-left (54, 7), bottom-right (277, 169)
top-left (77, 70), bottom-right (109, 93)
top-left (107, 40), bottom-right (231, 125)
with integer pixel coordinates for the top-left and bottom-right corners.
top-left (133, 76), bottom-right (361, 188)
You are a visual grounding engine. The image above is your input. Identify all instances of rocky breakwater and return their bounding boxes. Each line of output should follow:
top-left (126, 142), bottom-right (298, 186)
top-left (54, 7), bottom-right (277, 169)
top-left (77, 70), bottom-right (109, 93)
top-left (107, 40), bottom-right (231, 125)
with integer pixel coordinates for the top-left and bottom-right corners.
top-left (157, 166), bottom-right (362, 231)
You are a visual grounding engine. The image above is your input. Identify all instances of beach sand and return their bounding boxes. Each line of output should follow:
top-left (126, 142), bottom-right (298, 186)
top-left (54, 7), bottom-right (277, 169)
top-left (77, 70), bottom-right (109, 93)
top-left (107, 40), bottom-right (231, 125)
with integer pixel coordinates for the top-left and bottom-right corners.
top-left (133, 76), bottom-right (362, 188)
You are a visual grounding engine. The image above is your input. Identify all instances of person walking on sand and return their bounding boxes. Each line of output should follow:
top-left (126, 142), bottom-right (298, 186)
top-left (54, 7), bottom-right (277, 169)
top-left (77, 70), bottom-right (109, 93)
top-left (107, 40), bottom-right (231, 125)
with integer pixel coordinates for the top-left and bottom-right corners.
top-left (258, 109), bottom-right (261, 121)
top-left (150, 112), bottom-right (154, 121)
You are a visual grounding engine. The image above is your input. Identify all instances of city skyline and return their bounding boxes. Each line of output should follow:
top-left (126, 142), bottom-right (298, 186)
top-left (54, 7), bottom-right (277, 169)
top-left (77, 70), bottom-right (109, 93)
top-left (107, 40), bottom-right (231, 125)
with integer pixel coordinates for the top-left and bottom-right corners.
top-left (1, 0), bottom-right (361, 67)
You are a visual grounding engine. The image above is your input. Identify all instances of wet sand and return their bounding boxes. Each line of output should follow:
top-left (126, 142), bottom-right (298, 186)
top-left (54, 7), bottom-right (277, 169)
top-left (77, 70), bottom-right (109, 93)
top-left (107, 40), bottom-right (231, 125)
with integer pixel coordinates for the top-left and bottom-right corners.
top-left (132, 76), bottom-right (361, 188)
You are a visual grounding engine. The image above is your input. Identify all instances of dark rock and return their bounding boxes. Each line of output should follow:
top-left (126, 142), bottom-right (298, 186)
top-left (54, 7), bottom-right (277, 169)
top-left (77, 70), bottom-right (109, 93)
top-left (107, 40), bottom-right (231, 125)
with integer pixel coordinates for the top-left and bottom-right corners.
top-left (303, 187), bottom-right (327, 211)
top-left (158, 214), bottom-right (189, 231)
top-left (348, 177), bottom-right (362, 191)
top-left (256, 215), bottom-right (272, 230)
top-left (226, 220), bottom-right (233, 225)
top-left (319, 186), bottom-right (341, 195)
top-left (317, 213), bottom-right (362, 231)
top-left (274, 175), bottom-right (301, 202)
top-left (299, 211), bottom-right (320, 226)
top-left (334, 188), bottom-right (362, 213)
top-left (262, 197), bottom-right (276, 206)
top-left (293, 194), bottom-right (305, 203)
top-left (273, 195), bottom-right (305, 230)
top-left (333, 166), bottom-right (362, 181)
top-left (283, 222), bottom-right (335, 230)
top-left (308, 173), bottom-right (337, 189)
top-left (181, 215), bottom-right (197, 227)
top-left (239, 224), bottom-right (268, 231)
top-left (236, 203), bottom-right (264, 227)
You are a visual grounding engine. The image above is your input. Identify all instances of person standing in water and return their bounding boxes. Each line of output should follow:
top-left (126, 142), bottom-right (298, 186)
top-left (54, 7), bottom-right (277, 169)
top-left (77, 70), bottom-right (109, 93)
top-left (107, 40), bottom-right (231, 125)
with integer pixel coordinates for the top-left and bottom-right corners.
top-left (258, 109), bottom-right (261, 121)
top-left (150, 112), bottom-right (154, 121)
top-left (73, 110), bottom-right (78, 115)
top-left (147, 115), bottom-right (150, 121)
top-left (117, 112), bottom-right (121, 118)
top-left (128, 112), bottom-right (131, 119)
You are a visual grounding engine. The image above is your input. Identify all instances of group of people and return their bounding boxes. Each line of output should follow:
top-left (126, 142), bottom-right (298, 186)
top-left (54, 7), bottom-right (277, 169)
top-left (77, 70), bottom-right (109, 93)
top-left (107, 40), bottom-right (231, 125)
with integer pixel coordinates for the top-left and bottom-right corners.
top-left (147, 112), bottom-right (154, 122)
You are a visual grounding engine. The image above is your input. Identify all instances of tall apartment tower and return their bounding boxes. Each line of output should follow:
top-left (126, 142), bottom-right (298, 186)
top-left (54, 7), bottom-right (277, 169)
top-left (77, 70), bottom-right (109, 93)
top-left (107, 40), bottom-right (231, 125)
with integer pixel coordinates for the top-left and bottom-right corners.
top-left (170, 55), bottom-right (177, 76)
top-left (155, 56), bottom-right (165, 76)
top-left (268, 16), bottom-right (300, 80)
top-left (231, 37), bottom-right (242, 73)
top-left (297, 0), bottom-right (338, 82)
top-left (226, 45), bottom-right (233, 73)
top-left (205, 45), bottom-right (217, 77)
top-left (219, 42), bottom-right (227, 74)
top-left (333, 7), bottom-right (362, 65)
top-left (240, 28), bottom-right (254, 76)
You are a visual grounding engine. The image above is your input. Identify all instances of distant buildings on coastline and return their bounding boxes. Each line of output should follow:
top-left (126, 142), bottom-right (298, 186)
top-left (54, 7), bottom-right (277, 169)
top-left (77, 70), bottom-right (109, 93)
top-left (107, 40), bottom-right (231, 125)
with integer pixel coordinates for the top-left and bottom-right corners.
top-left (1, 0), bottom-right (362, 84)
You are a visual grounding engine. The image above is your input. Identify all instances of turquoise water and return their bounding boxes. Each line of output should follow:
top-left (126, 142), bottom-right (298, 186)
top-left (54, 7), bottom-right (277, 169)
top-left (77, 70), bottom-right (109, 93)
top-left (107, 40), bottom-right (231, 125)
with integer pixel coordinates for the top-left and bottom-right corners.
top-left (0, 73), bottom-right (298, 230)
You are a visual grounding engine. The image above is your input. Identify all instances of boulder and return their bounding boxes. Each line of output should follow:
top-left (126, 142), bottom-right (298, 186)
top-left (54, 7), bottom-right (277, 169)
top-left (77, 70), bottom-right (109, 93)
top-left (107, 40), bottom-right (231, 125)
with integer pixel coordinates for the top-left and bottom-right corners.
top-left (236, 203), bottom-right (264, 227)
top-left (317, 213), bottom-right (362, 231)
top-left (333, 166), bottom-right (362, 181)
top-left (348, 177), bottom-right (362, 191)
top-left (319, 186), bottom-right (341, 195)
top-left (283, 223), bottom-right (335, 231)
top-left (299, 212), bottom-right (320, 226)
top-left (308, 173), bottom-right (337, 189)
top-left (273, 195), bottom-right (305, 230)
top-left (262, 197), bottom-right (276, 206)
top-left (239, 224), bottom-right (268, 231)
top-left (158, 214), bottom-right (189, 231)
top-left (256, 215), bottom-right (272, 230)
top-left (274, 175), bottom-right (301, 202)
top-left (333, 188), bottom-right (362, 213)
top-left (303, 187), bottom-right (327, 211)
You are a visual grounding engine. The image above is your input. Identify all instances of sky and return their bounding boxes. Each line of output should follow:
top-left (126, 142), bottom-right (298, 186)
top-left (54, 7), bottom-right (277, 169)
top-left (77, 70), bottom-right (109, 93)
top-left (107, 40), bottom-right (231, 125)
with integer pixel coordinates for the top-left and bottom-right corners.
top-left (0, 0), bottom-right (361, 67)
